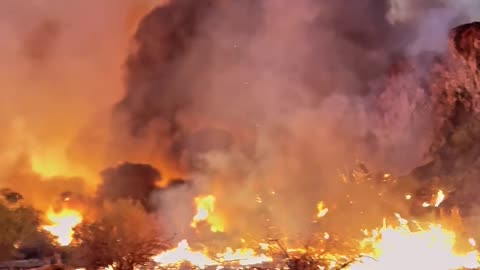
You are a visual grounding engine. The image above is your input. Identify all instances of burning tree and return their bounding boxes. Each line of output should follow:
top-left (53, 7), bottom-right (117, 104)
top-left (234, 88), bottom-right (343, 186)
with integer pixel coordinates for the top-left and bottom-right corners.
top-left (71, 200), bottom-right (168, 270)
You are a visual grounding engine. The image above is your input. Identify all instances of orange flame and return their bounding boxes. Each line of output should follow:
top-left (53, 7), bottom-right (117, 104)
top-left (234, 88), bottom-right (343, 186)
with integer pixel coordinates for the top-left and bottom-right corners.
top-left (422, 189), bottom-right (447, 208)
top-left (43, 207), bottom-right (83, 246)
top-left (152, 240), bottom-right (217, 269)
top-left (217, 247), bottom-right (272, 266)
top-left (435, 190), bottom-right (446, 207)
top-left (351, 215), bottom-right (479, 270)
top-left (152, 239), bottom-right (272, 268)
top-left (190, 195), bottom-right (224, 232)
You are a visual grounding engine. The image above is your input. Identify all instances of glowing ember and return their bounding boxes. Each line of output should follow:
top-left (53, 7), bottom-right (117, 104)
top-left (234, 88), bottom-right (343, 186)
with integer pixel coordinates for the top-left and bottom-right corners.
top-left (153, 240), bottom-right (272, 268)
top-left (435, 189), bottom-right (446, 207)
top-left (190, 195), bottom-right (224, 232)
top-left (43, 207), bottom-right (83, 246)
top-left (349, 216), bottom-right (479, 270)
top-left (405, 194), bottom-right (412, 200)
top-left (316, 201), bottom-right (329, 218)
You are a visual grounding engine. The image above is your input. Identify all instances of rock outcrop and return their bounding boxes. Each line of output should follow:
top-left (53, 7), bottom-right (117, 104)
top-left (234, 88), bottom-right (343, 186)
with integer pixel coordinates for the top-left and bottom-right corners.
top-left (408, 22), bottom-right (480, 222)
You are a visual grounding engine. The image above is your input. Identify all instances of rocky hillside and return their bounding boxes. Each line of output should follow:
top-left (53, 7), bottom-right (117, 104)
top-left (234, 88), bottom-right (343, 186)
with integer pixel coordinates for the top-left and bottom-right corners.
top-left (408, 22), bottom-right (480, 222)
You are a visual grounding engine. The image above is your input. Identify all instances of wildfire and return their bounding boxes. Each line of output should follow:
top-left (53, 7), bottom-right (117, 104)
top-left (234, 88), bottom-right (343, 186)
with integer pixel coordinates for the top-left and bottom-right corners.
top-left (190, 195), bottom-right (224, 232)
top-left (350, 215), bottom-right (479, 270)
top-left (316, 201), bottom-right (329, 218)
top-left (42, 207), bottom-right (83, 246)
top-left (152, 240), bottom-right (272, 268)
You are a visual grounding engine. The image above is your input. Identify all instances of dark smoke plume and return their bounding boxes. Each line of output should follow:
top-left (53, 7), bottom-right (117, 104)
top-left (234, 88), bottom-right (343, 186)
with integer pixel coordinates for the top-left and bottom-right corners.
top-left (97, 162), bottom-right (161, 210)
top-left (107, 0), bottom-right (480, 239)
top-left (113, 0), bottom-right (469, 174)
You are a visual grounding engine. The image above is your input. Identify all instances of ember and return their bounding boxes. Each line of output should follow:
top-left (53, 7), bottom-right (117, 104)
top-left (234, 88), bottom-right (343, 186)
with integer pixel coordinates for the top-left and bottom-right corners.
top-left (351, 216), bottom-right (479, 270)
top-left (3, 2), bottom-right (480, 270)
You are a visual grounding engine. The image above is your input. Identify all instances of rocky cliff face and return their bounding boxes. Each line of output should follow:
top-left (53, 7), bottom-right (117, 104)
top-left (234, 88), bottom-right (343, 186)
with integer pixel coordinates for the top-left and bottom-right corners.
top-left (408, 22), bottom-right (480, 224)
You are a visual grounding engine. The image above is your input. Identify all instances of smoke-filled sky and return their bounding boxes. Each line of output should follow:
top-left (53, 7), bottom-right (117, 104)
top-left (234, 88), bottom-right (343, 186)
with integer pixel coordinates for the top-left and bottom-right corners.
top-left (1, 0), bottom-right (480, 239)
top-left (0, 0), bottom-right (165, 208)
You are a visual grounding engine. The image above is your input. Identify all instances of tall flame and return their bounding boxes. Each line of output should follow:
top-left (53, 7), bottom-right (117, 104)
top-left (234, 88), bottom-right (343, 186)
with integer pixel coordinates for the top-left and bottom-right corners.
top-left (190, 195), bottom-right (224, 232)
top-left (42, 207), bottom-right (83, 246)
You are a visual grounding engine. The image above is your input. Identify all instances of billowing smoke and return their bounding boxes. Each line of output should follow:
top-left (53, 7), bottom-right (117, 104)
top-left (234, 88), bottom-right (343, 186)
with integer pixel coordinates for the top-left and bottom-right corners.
top-left (107, 0), bottom-right (479, 241)
top-left (113, 0), bottom-right (473, 176)
top-left (1, 0), bottom-right (480, 247)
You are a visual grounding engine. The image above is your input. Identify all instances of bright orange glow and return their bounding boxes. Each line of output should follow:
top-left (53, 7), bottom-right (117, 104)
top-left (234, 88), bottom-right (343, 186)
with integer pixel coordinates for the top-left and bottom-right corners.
top-left (190, 195), bottom-right (224, 232)
top-left (217, 247), bottom-right (272, 266)
top-left (31, 154), bottom-right (69, 178)
top-left (43, 207), bottom-right (83, 246)
top-left (469, 238), bottom-right (477, 247)
top-left (421, 189), bottom-right (447, 209)
top-left (316, 201), bottom-right (329, 218)
top-left (152, 240), bottom-right (217, 269)
top-left (30, 148), bottom-right (94, 180)
top-left (350, 215), bottom-right (479, 270)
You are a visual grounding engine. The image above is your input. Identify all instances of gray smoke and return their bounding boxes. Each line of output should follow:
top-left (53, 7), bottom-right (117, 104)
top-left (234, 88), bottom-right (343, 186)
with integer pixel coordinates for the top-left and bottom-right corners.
top-left (109, 0), bottom-right (478, 240)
